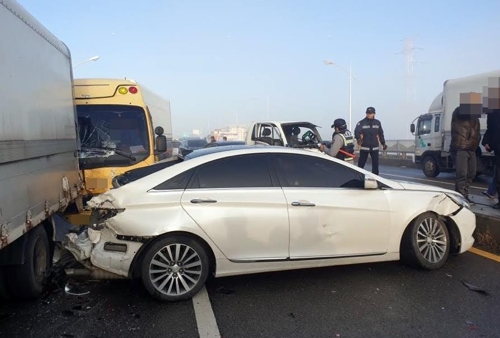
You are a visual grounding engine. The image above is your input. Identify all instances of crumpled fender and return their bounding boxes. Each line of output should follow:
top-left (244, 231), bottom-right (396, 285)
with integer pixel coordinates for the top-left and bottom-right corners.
top-left (427, 194), bottom-right (462, 216)
top-left (86, 192), bottom-right (117, 209)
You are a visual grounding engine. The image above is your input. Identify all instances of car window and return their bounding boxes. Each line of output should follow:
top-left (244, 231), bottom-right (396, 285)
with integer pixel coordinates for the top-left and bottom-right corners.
top-left (190, 154), bottom-right (273, 189)
top-left (274, 154), bottom-right (364, 188)
top-left (152, 168), bottom-right (196, 191)
top-left (187, 139), bottom-right (208, 148)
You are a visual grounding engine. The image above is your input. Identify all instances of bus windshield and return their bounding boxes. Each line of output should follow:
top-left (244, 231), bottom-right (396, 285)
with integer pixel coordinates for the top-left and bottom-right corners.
top-left (77, 105), bottom-right (150, 158)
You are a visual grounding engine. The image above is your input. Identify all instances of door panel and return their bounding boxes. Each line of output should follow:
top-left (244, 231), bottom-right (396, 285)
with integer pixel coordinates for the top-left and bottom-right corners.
top-left (273, 153), bottom-right (392, 259)
top-left (282, 188), bottom-right (391, 258)
top-left (181, 188), bottom-right (289, 261)
top-left (180, 153), bottom-right (290, 261)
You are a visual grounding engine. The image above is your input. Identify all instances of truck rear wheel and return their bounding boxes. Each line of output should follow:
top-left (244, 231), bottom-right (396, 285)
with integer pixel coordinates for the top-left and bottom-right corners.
top-left (10, 226), bottom-right (51, 299)
top-left (422, 156), bottom-right (440, 177)
top-left (0, 267), bottom-right (11, 300)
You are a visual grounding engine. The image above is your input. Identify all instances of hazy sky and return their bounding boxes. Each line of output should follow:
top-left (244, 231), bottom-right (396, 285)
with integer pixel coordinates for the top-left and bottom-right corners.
top-left (18, 0), bottom-right (500, 140)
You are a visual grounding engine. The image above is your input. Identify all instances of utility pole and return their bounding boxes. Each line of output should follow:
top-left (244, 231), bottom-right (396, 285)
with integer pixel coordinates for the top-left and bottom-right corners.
top-left (266, 96), bottom-right (270, 120)
top-left (324, 59), bottom-right (355, 131)
top-left (396, 36), bottom-right (423, 139)
top-left (396, 35), bottom-right (423, 102)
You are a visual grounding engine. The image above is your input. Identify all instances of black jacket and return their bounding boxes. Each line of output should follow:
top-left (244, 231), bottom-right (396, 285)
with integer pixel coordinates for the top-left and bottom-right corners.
top-left (354, 117), bottom-right (386, 151)
top-left (450, 108), bottom-right (480, 152)
top-left (482, 112), bottom-right (500, 152)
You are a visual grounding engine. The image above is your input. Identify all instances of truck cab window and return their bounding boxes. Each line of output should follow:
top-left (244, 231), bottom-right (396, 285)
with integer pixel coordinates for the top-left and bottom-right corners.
top-left (434, 116), bottom-right (441, 133)
top-left (417, 119), bottom-right (432, 135)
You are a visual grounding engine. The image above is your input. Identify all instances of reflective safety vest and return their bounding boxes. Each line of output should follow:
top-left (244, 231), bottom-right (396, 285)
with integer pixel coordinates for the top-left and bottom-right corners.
top-left (333, 130), bottom-right (355, 161)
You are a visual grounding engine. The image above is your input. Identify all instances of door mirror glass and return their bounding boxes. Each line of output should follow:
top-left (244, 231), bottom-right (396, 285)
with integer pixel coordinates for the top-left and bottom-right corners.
top-left (410, 123), bottom-right (416, 134)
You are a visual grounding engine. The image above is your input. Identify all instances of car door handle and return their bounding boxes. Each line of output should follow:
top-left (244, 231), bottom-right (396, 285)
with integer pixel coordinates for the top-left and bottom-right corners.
top-left (291, 201), bottom-right (316, 207)
top-left (190, 198), bottom-right (217, 204)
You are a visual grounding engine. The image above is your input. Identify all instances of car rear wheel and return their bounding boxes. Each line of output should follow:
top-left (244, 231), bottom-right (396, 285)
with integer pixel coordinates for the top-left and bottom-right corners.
top-left (141, 236), bottom-right (209, 302)
top-left (401, 212), bottom-right (450, 270)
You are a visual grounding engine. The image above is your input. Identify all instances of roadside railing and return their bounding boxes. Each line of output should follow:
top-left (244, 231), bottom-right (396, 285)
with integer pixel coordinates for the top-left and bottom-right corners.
top-left (354, 139), bottom-right (415, 160)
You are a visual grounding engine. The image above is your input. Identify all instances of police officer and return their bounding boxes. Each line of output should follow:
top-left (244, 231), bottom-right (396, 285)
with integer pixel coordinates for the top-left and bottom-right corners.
top-left (354, 107), bottom-right (387, 175)
top-left (321, 118), bottom-right (355, 161)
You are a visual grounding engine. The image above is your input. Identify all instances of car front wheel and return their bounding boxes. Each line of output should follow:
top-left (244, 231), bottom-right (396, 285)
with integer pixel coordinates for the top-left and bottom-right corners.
top-left (401, 212), bottom-right (450, 270)
top-left (141, 236), bottom-right (209, 302)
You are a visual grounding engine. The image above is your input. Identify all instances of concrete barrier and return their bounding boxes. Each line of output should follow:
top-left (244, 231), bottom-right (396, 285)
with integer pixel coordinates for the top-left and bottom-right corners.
top-left (474, 214), bottom-right (500, 254)
top-left (470, 197), bottom-right (500, 254)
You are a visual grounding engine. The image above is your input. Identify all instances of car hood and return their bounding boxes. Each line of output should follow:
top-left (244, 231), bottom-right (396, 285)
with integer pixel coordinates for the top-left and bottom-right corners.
top-left (396, 180), bottom-right (459, 196)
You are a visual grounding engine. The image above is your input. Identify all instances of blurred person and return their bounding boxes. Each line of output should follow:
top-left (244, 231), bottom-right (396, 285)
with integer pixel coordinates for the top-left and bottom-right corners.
top-left (450, 106), bottom-right (480, 203)
top-left (482, 108), bottom-right (500, 208)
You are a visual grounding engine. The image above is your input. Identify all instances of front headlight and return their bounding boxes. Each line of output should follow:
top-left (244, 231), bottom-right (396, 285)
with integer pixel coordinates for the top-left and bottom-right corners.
top-left (446, 193), bottom-right (470, 209)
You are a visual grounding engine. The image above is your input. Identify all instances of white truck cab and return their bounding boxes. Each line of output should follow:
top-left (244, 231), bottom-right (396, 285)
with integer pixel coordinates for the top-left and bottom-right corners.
top-left (410, 70), bottom-right (500, 177)
top-left (246, 121), bottom-right (323, 152)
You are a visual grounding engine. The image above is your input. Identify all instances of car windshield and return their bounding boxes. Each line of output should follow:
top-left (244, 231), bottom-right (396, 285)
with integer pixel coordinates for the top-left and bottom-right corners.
top-left (282, 123), bottom-right (322, 146)
top-left (77, 104), bottom-right (150, 156)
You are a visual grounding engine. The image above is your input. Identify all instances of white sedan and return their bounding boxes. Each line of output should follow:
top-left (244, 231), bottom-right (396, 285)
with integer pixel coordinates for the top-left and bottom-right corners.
top-left (65, 146), bottom-right (475, 302)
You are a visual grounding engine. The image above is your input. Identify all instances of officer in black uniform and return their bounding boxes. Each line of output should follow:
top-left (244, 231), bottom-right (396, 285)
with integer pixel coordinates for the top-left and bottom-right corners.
top-left (321, 118), bottom-right (355, 162)
top-left (354, 107), bottom-right (387, 175)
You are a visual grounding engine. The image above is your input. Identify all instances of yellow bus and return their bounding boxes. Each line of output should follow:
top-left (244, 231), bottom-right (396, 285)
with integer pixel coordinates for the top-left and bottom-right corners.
top-left (73, 78), bottom-right (172, 197)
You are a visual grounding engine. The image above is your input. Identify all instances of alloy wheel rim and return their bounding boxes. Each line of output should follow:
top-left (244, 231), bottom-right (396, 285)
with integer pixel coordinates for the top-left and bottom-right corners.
top-left (416, 218), bottom-right (447, 263)
top-left (149, 243), bottom-right (202, 296)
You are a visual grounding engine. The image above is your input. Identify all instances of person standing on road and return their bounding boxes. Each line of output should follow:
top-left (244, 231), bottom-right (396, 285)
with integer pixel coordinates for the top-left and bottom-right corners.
top-left (482, 169), bottom-right (497, 200)
top-left (482, 110), bottom-right (500, 208)
top-left (354, 107), bottom-right (387, 175)
top-left (320, 118), bottom-right (355, 162)
top-left (450, 106), bottom-right (480, 203)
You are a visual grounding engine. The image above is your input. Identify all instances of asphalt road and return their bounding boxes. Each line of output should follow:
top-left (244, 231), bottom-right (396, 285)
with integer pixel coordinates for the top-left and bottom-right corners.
top-left (1, 252), bottom-right (498, 338)
top-left (1, 165), bottom-right (499, 338)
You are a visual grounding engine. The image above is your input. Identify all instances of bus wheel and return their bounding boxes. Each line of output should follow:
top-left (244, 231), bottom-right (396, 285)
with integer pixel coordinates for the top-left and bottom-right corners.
top-left (423, 156), bottom-right (440, 177)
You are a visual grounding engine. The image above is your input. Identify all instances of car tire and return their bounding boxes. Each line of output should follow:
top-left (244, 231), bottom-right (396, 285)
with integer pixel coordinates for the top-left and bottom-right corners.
top-left (422, 156), bottom-right (440, 177)
top-left (401, 212), bottom-right (450, 270)
top-left (141, 235), bottom-right (209, 302)
top-left (10, 225), bottom-right (51, 299)
top-left (0, 267), bottom-right (12, 300)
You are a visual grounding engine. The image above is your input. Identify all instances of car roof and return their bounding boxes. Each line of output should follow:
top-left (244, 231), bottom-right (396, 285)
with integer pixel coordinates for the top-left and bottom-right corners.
top-left (205, 141), bottom-right (245, 147)
top-left (185, 144), bottom-right (258, 158)
top-left (112, 145), bottom-right (403, 192)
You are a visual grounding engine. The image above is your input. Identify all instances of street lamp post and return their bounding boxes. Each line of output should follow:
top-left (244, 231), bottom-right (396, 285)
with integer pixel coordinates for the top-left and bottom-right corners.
top-left (324, 59), bottom-right (355, 131)
top-left (73, 55), bottom-right (100, 69)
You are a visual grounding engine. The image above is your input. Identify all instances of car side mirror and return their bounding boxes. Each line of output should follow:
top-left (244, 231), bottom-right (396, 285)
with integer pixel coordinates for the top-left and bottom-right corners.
top-left (364, 175), bottom-right (379, 190)
top-left (410, 123), bottom-right (416, 134)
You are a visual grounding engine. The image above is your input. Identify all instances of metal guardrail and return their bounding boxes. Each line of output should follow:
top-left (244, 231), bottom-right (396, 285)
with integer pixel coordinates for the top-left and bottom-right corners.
top-left (353, 139), bottom-right (415, 160)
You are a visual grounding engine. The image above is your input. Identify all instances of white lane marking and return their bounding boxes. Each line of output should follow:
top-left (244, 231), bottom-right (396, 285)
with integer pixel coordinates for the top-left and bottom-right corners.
top-left (380, 173), bottom-right (485, 190)
top-left (192, 286), bottom-right (221, 338)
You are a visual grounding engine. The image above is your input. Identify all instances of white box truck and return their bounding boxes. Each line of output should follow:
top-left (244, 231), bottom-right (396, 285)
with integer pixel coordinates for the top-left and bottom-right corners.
top-left (0, 0), bottom-right (82, 299)
top-left (410, 70), bottom-right (500, 177)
